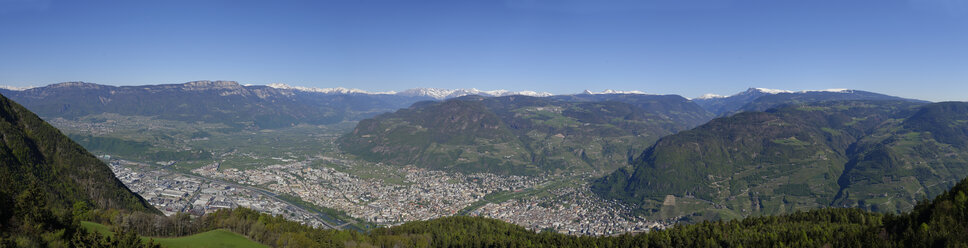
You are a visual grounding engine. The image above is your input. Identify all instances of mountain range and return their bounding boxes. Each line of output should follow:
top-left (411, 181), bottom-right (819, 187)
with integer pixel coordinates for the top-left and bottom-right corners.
top-left (0, 81), bottom-right (437, 129)
top-left (336, 86), bottom-right (932, 176)
top-left (264, 83), bottom-right (555, 99)
top-left (339, 94), bottom-right (714, 175)
top-left (0, 81), bottom-right (930, 129)
top-left (592, 100), bottom-right (968, 220)
top-left (692, 88), bottom-right (926, 116)
top-left (0, 81), bottom-right (674, 130)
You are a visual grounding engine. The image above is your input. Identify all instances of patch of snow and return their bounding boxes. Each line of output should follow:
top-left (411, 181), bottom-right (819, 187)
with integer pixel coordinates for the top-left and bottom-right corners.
top-left (803, 88), bottom-right (852, 93)
top-left (753, 88), bottom-right (794, 94)
top-left (397, 88), bottom-right (457, 99)
top-left (581, 89), bottom-right (648, 95)
top-left (751, 87), bottom-right (854, 95)
top-left (695, 93), bottom-right (725, 99)
top-left (0, 85), bottom-right (35, 91)
top-left (266, 83), bottom-right (396, 95)
top-left (398, 88), bottom-right (552, 99)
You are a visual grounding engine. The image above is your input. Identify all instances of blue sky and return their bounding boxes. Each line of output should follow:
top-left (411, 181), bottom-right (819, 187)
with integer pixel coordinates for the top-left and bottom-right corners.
top-left (1, 0), bottom-right (966, 101)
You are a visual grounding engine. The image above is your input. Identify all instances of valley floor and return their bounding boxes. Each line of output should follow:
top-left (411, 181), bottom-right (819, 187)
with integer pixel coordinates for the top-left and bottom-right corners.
top-left (68, 114), bottom-right (668, 235)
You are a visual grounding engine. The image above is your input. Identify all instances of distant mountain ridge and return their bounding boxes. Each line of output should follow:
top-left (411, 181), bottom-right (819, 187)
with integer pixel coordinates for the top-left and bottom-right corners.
top-left (0, 81), bottom-right (690, 100)
top-left (0, 81), bottom-right (438, 129)
top-left (693, 87), bottom-right (926, 116)
top-left (1, 81), bottom-right (928, 133)
top-left (0, 81), bottom-right (669, 129)
top-left (339, 94), bottom-right (714, 175)
top-left (248, 83), bottom-right (558, 99)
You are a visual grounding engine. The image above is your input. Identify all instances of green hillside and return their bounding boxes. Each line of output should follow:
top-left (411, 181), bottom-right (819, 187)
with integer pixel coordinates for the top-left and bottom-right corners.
top-left (0, 93), bottom-right (158, 246)
top-left (0, 93), bottom-right (156, 213)
top-left (693, 88), bottom-right (924, 116)
top-left (735, 90), bottom-right (923, 114)
top-left (81, 222), bottom-right (267, 248)
top-left (548, 93), bottom-right (715, 127)
top-left (833, 102), bottom-right (968, 212)
top-left (152, 230), bottom-right (267, 248)
top-left (594, 100), bottom-right (968, 220)
top-left (339, 95), bottom-right (712, 175)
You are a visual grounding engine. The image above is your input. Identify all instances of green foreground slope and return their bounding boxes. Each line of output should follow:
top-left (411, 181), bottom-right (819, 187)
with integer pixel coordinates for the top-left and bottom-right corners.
top-left (152, 230), bottom-right (267, 248)
top-left (0, 93), bottom-right (156, 213)
top-left (81, 221), bottom-right (267, 248)
top-left (0, 93), bottom-right (159, 246)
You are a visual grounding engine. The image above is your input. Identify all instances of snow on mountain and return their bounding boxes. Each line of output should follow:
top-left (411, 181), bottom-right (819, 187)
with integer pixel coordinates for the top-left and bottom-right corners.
top-left (397, 88), bottom-right (553, 99)
top-left (266, 83), bottom-right (396, 95)
top-left (513, 90), bottom-right (553, 97)
top-left (805, 88), bottom-right (853, 93)
top-left (581, 89), bottom-right (648, 95)
top-left (695, 93), bottom-right (725, 99)
top-left (397, 88), bottom-right (455, 99)
top-left (264, 84), bottom-right (553, 99)
top-left (696, 88), bottom-right (856, 101)
top-left (753, 88), bottom-right (794, 94)
top-left (753, 88), bottom-right (855, 94)
top-left (0, 85), bottom-right (35, 91)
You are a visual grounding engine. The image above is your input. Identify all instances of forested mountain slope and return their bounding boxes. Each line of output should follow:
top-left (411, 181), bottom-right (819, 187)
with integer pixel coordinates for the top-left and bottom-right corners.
top-left (0, 93), bottom-right (155, 212)
top-left (693, 88), bottom-right (924, 116)
top-left (0, 93), bottom-right (157, 246)
top-left (594, 101), bottom-right (968, 220)
top-left (339, 94), bottom-right (713, 175)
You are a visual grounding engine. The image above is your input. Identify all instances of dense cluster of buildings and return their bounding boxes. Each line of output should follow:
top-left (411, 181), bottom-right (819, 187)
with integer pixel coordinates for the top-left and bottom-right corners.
top-left (192, 156), bottom-right (667, 234)
top-left (97, 143), bottom-right (668, 236)
top-left (110, 153), bottom-right (667, 235)
top-left (108, 158), bottom-right (328, 228)
top-left (196, 157), bottom-right (542, 225)
top-left (474, 185), bottom-right (665, 235)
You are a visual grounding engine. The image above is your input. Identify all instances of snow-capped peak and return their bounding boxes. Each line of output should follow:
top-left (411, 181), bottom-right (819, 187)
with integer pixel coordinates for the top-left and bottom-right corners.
top-left (753, 88), bottom-right (794, 94)
top-left (581, 89), bottom-right (648, 95)
top-left (260, 84), bottom-right (552, 99)
top-left (700, 87), bottom-right (857, 99)
top-left (0, 85), bottom-right (35, 91)
top-left (398, 88), bottom-right (552, 99)
top-left (804, 88), bottom-right (852, 93)
top-left (695, 93), bottom-right (725, 99)
top-left (750, 87), bottom-right (854, 95)
top-left (397, 88), bottom-right (456, 99)
top-left (266, 83), bottom-right (396, 95)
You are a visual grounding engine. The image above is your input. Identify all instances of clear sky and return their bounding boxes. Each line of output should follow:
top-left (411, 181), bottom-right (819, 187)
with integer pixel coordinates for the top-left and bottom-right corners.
top-left (1, 0), bottom-right (966, 101)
